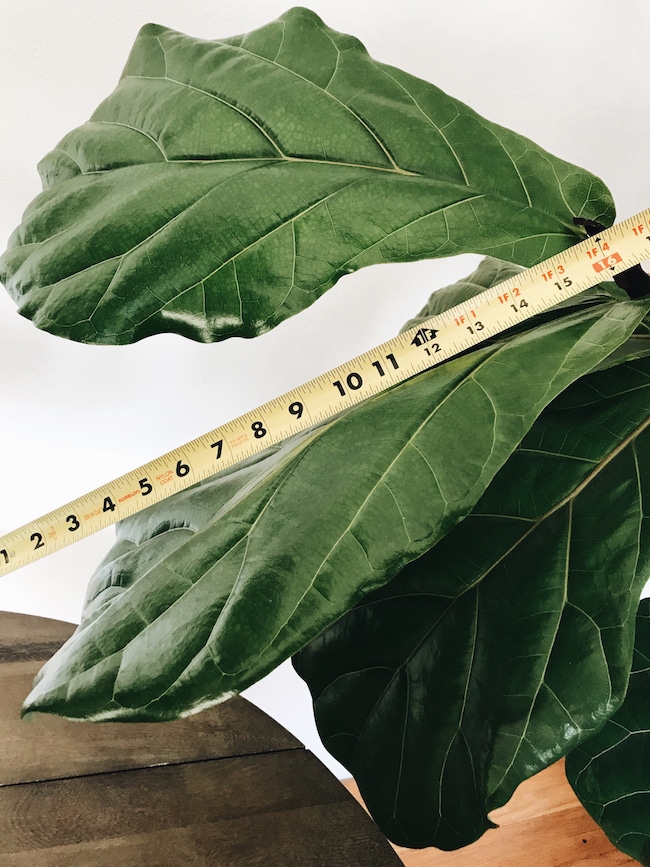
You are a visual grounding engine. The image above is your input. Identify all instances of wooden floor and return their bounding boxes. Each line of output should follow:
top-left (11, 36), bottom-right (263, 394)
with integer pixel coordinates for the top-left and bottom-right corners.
top-left (343, 759), bottom-right (637, 866)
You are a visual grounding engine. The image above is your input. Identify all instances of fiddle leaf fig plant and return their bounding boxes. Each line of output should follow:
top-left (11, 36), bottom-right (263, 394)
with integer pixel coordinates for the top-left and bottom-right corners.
top-left (19, 269), bottom-right (647, 722)
top-left (2, 7), bottom-right (649, 860)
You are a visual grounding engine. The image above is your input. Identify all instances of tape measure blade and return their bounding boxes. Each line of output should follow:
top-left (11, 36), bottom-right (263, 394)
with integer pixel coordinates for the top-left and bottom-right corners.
top-left (2, 208), bottom-right (650, 577)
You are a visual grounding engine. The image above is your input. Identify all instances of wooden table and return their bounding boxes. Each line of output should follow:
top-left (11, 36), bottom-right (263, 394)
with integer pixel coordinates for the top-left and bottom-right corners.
top-left (0, 611), bottom-right (400, 865)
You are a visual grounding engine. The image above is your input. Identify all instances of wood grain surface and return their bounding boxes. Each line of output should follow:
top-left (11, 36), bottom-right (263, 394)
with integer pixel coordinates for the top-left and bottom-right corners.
top-left (343, 760), bottom-right (638, 866)
top-left (0, 610), bottom-right (301, 786)
top-left (0, 611), bottom-right (401, 865)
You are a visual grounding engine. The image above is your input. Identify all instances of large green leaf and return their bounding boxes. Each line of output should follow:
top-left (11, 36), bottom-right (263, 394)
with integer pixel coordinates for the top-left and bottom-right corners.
top-left (566, 598), bottom-right (650, 866)
top-left (0, 7), bottom-right (613, 344)
top-left (293, 354), bottom-right (650, 850)
top-left (21, 267), bottom-right (647, 721)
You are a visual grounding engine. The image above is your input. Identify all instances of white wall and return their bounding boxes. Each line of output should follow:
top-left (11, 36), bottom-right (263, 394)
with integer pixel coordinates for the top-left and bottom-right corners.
top-left (0, 1), bottom-right (648, 778)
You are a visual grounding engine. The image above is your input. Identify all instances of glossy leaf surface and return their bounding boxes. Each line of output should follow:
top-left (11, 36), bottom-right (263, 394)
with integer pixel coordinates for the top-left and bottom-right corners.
top-left (293, 355), bottom-right (650, 850)
top-left (21, 268), bottom-right (647, 722)
top-left (566, 598), bottom-right (650, 866)
top-left (0, 7), bottom-right (613, 344)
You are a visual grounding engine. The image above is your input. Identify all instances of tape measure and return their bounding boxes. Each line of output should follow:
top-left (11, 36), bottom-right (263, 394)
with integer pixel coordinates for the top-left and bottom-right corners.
top-left (2, 208), bottom-right (650, 577)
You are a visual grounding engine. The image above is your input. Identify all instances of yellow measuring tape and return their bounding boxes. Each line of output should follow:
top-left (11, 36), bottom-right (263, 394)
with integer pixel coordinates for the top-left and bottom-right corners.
top-left (2, 208), bottom-right (650, 576)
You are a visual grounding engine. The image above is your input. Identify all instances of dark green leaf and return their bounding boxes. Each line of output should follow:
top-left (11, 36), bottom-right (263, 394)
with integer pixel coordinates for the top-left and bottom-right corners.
top-left (566, 598), bottom-right (650, 866)
top-left (0, 8), bottom-right (613, 344)
top-left (293, 355), bottom-right (650, 850)
top-left (21, 273), bottom-right (647, 722)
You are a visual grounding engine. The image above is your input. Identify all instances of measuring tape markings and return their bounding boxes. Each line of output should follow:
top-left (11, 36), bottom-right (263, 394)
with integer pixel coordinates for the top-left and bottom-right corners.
top-left (2, 208), bottom-right (650, 575)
